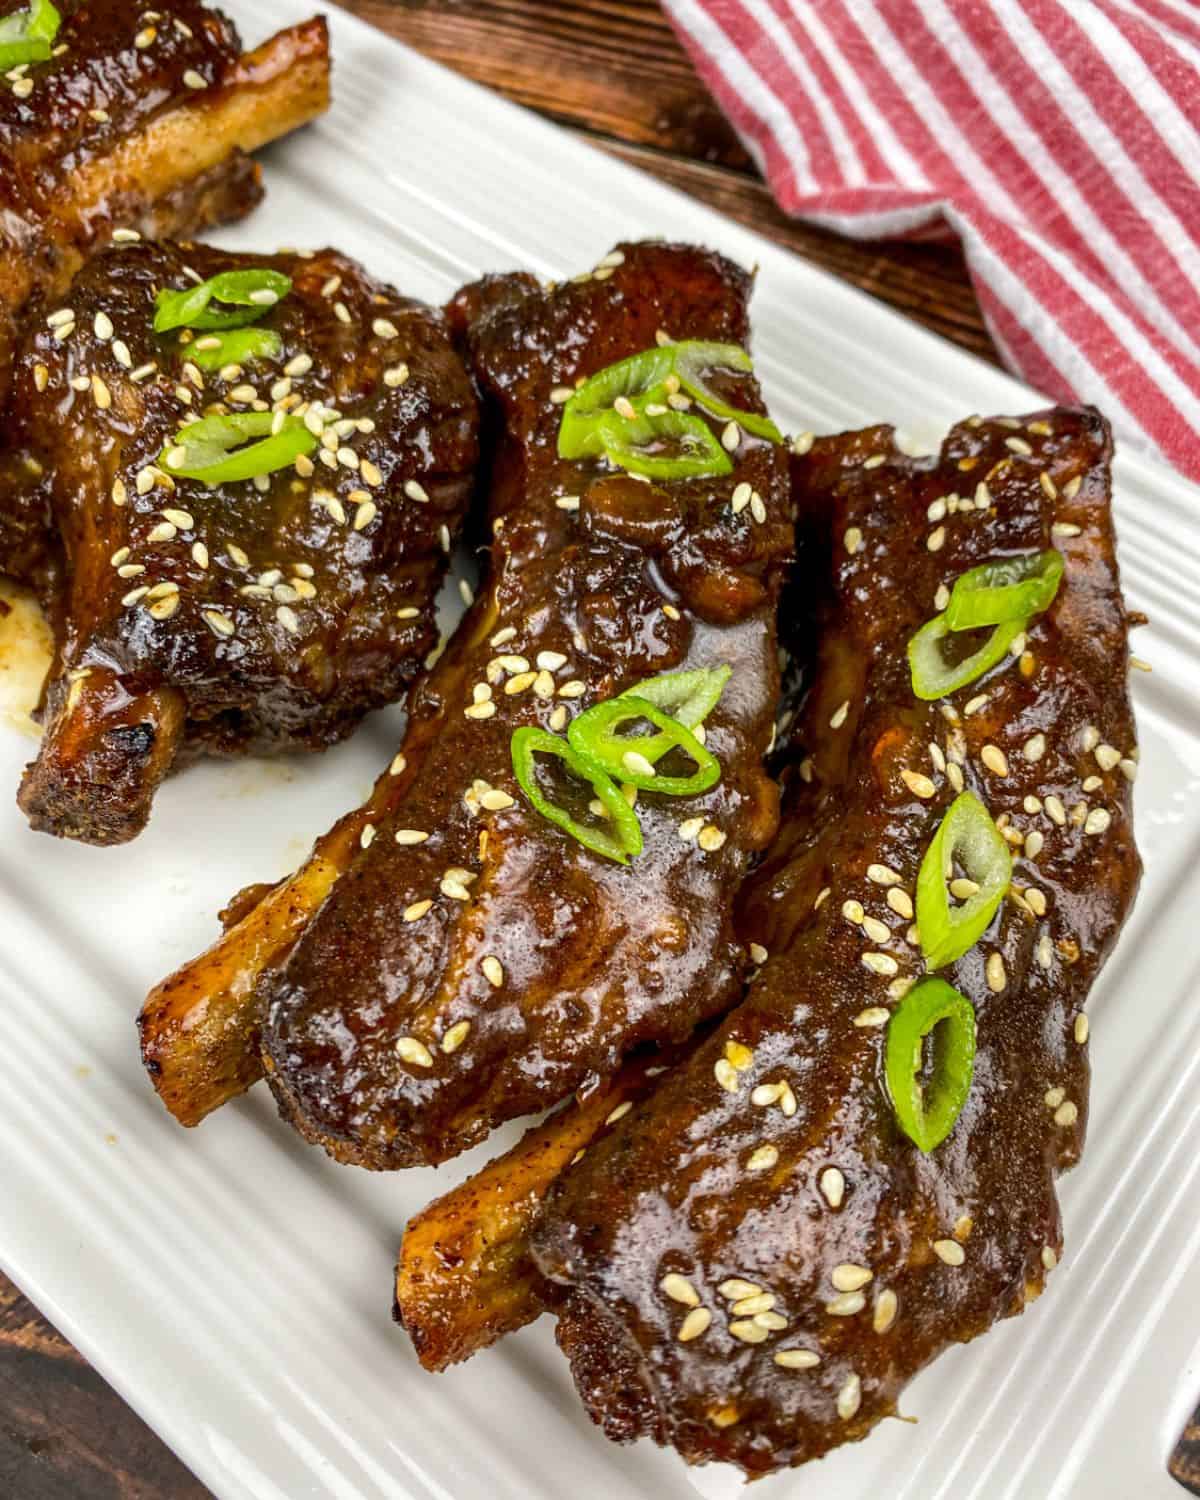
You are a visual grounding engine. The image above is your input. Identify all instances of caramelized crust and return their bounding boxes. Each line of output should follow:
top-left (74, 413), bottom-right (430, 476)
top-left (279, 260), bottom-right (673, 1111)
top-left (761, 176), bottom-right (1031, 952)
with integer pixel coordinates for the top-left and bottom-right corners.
top-left (532, 408), bottom-right (1141, 1475)
top-left (12, 239), bottom-right (479, 843)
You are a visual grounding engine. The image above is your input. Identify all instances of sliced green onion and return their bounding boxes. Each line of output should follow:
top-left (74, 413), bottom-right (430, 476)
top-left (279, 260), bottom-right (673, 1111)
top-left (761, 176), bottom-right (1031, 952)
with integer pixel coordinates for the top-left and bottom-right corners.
top-left (154, 269), bottom-right (292, 333)
top-left (944, 550), bottom-right (1063, 632)
top-left (916, 791), bottom-right (1012, 969)
top-left (511, 727), bottom-right (642, 864)
top-left (0, 0), bottom-right (61, 67)
top-left (671, 341), bottom-right (782, 442)
top-left (595, 404), bottom-right (733, 481)
top-left (186, 327), bottom-right (283, 371)
top-left (557, 340), bottom-right (778, 480)
top-left (161, 413), bottom-right (316, 486)
top-left (885, 977), bottom-right (976, 1152)
top-left (567, 695), bottom-right (720, 797)
top-left (616, 665), bottom-right (731, 733)
top-left (907, 613), bottom-right (1028, 701)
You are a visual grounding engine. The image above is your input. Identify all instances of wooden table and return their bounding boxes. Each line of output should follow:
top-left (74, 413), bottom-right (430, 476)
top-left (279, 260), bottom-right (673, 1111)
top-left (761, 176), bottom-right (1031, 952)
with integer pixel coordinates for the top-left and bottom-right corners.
top-left (0, 3), bottom-right (1011, 1496)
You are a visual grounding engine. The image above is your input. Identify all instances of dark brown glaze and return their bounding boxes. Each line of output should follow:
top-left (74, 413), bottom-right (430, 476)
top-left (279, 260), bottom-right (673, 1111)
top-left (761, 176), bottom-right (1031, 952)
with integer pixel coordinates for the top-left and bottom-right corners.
top-left (533, 408), bottom-right (1141, 1476)
top-left (12, 238), bottom-right (479, 843)
top-left (252, 241), bottom-right (791, 1169)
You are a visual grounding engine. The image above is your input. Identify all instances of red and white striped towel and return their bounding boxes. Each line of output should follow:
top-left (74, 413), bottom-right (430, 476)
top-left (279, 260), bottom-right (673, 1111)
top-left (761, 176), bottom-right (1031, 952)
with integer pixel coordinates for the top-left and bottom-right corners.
top-left (664, 0), bottom-right (1200, 479)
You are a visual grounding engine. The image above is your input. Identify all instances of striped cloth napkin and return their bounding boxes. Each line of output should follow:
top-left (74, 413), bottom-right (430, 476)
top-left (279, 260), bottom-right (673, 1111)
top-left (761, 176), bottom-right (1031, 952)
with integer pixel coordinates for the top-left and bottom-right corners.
top-left (664, 0), bottom-right (1200, 479)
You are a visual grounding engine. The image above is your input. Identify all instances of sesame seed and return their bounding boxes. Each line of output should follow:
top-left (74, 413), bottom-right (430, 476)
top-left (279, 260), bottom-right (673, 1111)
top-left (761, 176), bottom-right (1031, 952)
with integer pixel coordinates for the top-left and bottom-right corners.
top-left (832, 1264), bottom-right (873, 1292)
top-left (927, 497), bottom-right (947, 523)
top-left (947, 763), bottom-right (964, 792)
top-left (698, 825), bottom-right (727, 852)
top-left (725, 1040), bottom-right (754, 1070)
top-left (480, 788), bottom-right (514, 811)
top-left (677, 1308), bottom-right (711, 1342)
top-left (748, 943), bottom-right (768, 966)
top-left (826, 1291), bottom-right (866, 1317)
top-left (986, 952), bottom-right (1006, 992)
top-left (1054, 1100), bottom-right (1079, 1127)
top-left (390, 753), bottom-right (407, 776)
top-left (441, 1020), bottom-right (471, 1055)
top-left (873, 1290), bottom-right (898, 1334)
top-left (837, 1374), bottom-right (862, 1421)
top-left (746, 1144), bottom-right (779, 1172)
top-left (755, 1313), bottom-right (790, 1332)
top-left (721, 421), bottom-right (740, 451)
top-left (1037, 935), bottom-right (1054, 969)
top-left (162, 508), bottom-right (193, 530)
top-left (372, 317), bottom-right (399, 340)
top-left (867, 863), bottom-right (900, 886)
top-left (678, 817), bottom-right (704, 843)
top-left (276, 605), bottom-right (300, 634)
top-left (951, 877), bottom-right (981, 899)
top-left (980, 743), bottom-right (1008, 776)
top-left (661, 1273), bottom-right (699, 1308)
top-left (1044, 794), bottom-right (1067, 825)
top-left (1045, 1086), bottom-right (1066, 1109)
top-left (1005, 436), bottom-right (1033, 455)
top-left (1052, 521), bottom-right (1082, 538)
top-left (842, 899), bottom-right (865, 925)
top-left (394, 829), bottom-right (429, 845)
top-left (1074, 1014), bottom-right (1089, 1044)
top-left (927, 526), bottom-right (946, 552)
top-left (830, 700), bottom-right (850, 730)
top-left (933, 1239), bottom-right (965, 1266)
top-left (1084, 807), bottom-right (1111, 835)
top-left (714, 1058), bottom-right (739, 1093)
top-left (1025, 887), bottom-right (1047, 916)
top-left (397, 1036), bottom-right (433, 1068)
top-left (750, 492), bottom-right (767, 524)
top-left (1130, 655), bottom-right (1152, 673)
top-left (549, 386), bottom-right (574, 406)
top-left (1025, 830), bottom-right (1044, 858)
top-left (116, 564), bottom-right (143, 579)
top-left (862, 915), bottom-right (890, 943)
top-left (121, 587), bottom-right (149, 606)
top-left (147, 594), bottom-right (179, 621)
top-left (353, 500), bottom-right (377, 532)
top-left (360, 823), bottom-right (376, 849)
top-left (731, 481), bottom-right (751, 514)
top-left (33, 363), bottom-right (48, 392)
top-left (854, 1007), bottom-right (890, 1028)
top-left (202, 608), bottom-right (236, 639)
top-left (91, 374), bottom-right (112, 409)
top-left (403, 900), bottom-right (433, 922)
top-left (1041, 1245), bottom-right (1058, 1271)
top-left (464, 701), bottom-right (496, 720)
top-left (732, 1290), bottom-right (780, 1314)
top-left (146, 522), bottom-right (177, 544)
top-left (192, 542), bottom-right (209, 569)
top-left (775, 1348), bottom-right (820, 1370)
top-left (729, 1319), bottom-right (769, 1344)
top-left (861, 952), bottom-right (899, 977)
top-left (887, 888), bottom-right (913, 919)
top-left (901, 768), bottom-right (936, 799)
top-left (718, 1279), bottom-right (762, 1301)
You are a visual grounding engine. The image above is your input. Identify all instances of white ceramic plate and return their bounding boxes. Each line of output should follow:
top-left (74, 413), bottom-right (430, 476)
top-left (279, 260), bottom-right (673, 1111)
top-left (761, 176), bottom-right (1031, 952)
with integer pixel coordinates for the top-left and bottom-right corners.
top-left (2, 5), bottom-right (1198, 1497)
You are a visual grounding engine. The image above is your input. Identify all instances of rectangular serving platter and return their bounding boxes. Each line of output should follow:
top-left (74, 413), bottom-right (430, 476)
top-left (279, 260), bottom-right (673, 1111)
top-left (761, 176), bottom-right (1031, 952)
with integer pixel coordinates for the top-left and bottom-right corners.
top-left (1, 4), bottom-right (1198, 1497)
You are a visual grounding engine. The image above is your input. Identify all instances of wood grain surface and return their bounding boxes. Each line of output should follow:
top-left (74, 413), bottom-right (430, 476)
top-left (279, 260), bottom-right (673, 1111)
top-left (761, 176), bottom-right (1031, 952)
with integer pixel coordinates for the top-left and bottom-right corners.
top-left (0, 3), bottom-right (1003, 1497)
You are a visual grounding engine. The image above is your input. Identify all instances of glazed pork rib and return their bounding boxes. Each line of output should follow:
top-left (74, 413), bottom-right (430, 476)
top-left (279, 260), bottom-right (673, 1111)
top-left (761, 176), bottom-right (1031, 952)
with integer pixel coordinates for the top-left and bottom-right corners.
top-left (141, 242), bottom-right (791, 1167)
top-left (13, 238), bottom-right (479, 843)
top-left (398, 407), bottom-right (1140, 1476)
